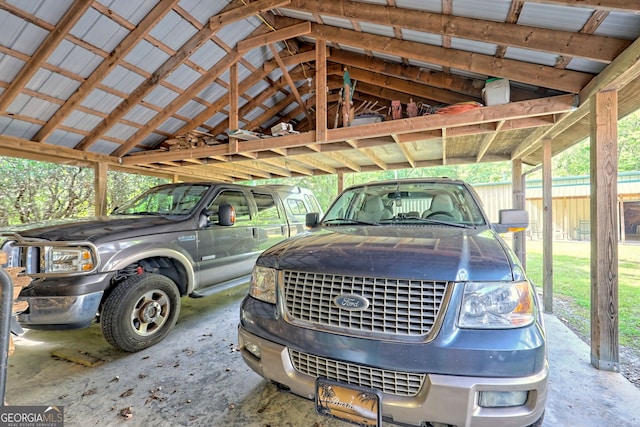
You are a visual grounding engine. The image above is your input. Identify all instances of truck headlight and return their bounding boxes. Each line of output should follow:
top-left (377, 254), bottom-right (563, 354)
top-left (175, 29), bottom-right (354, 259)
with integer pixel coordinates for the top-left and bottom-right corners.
top-left (459, 281), bottom-right (534, 328)
top-left (249, 265), bottom-right (277, 304)
top-left (46, 247), bottom-right (96, 273)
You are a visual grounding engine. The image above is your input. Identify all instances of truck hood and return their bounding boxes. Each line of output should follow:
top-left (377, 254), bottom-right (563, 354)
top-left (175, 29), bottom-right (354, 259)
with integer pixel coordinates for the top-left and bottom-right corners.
top-left (261, 225), bottom-right (516, 282)
top-left (1, 215), bottom-right (192, 243)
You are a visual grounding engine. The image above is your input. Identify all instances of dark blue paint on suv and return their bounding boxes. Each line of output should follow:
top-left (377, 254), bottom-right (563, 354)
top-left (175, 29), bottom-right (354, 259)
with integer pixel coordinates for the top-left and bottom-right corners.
top-left (239, 178), bottom-right (546, 427)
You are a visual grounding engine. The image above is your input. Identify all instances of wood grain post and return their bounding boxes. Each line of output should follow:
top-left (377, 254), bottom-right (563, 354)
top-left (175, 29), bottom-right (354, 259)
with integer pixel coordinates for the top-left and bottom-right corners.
top-left (542, 138), bottom-right (553, 313)
top-left (511, 159), bottom-right (525, 267)
top-left (590, 89), bottom-right (619, 372)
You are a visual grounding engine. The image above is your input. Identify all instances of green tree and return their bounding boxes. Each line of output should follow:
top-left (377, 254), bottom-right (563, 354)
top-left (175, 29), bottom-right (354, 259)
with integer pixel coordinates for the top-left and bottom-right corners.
top-left (107, 171), bottom-right (168, 213)
top-left (0, 158), bottom-right (168, 226)
top-left (0, 158), bottom-right (94, 225)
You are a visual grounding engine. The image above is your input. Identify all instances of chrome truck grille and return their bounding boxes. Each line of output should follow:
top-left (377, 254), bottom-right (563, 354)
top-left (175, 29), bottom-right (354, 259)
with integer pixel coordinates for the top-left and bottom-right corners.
top-left (290, 349), bottom-right (425, 396)
top-left (282, 270), bottom-right (449, 339)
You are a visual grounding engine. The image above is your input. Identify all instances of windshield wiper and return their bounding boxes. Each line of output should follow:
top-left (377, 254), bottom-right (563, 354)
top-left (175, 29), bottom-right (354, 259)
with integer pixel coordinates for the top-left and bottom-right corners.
top-left (322, 218), bottom-right (381, 226)
top-left (114, 211), bottom-right (159, 216)
top-left (402, 217), bottom-right (475, 228)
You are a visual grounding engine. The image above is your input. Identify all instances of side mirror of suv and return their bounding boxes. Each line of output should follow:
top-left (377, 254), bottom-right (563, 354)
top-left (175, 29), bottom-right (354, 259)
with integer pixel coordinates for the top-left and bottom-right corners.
top-left (306, 212), bottom-right (320, 228)
top-left (493, 209), bottom-right (528, 233)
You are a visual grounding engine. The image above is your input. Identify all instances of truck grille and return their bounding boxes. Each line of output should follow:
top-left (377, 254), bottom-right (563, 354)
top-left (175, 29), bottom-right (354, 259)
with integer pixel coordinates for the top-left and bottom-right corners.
top-left (282, 270), bottom-right (448, 338)
top-left (290, 349), bottom-right (425, 397)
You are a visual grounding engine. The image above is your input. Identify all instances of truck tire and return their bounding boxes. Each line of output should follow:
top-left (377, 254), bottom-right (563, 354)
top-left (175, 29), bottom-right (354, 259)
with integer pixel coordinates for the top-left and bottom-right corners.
top-left (101, 273), bottom-right (181, 352)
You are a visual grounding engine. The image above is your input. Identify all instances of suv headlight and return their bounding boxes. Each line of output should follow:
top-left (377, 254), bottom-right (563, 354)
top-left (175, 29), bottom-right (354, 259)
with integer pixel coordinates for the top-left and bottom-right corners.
top-left (459, 281), bottom-right (534, 329)
top-left (249, 265), bottom-right (277, 304)
top-left (46, 246), bottom-right (96, 273)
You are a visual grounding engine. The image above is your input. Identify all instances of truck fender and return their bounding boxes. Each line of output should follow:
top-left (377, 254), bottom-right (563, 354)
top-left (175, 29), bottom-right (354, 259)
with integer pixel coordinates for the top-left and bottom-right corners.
top-left (102, 245), bottom-right (197, 294)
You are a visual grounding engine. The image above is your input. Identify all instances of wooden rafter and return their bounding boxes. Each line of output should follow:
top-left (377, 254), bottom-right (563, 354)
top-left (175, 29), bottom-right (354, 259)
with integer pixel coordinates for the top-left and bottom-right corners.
top-left (307, 22), bottom-right (594, 94)
top-left (0, 0), bottom-right (93, 114)
top-left (269, 44), bottom-right (314, 129)
top-left (32, 0), bottom-right (180, 143)
top-left (286, 0), bottom-right (629, 63)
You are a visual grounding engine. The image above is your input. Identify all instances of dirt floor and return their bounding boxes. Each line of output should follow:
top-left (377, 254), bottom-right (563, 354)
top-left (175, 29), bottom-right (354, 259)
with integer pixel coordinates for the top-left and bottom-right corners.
top-left (5, 283), bottom-right (348, 427)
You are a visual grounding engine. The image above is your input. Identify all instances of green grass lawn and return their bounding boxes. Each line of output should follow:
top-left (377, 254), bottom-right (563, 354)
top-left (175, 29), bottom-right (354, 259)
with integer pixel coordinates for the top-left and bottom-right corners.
top-left (525, 240), bottom-right (640, 352)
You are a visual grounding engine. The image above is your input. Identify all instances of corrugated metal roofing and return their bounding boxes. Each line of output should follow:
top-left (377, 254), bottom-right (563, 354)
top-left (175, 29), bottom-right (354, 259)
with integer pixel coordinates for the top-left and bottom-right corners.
top-left (0, 0), bottom-right (637, 182)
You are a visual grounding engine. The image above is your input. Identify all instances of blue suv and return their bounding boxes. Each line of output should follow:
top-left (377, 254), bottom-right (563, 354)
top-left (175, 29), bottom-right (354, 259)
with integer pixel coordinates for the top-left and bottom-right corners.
top-left (239, 178), bottom-right (546, 427)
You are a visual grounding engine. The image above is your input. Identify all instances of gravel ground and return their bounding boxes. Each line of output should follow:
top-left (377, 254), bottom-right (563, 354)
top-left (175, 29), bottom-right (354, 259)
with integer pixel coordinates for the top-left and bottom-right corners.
top-left (552, 296), bottom-right (640, 390)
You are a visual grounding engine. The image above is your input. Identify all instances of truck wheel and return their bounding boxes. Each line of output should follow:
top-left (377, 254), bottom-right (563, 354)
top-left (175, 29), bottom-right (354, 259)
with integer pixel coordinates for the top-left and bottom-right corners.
top-left (101, 273), bottom-right (181, 352)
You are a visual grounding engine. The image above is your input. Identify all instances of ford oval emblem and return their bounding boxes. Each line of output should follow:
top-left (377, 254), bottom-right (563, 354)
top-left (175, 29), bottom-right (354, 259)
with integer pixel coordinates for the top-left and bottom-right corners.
top-left (334, 294), bottom-right (370, 311)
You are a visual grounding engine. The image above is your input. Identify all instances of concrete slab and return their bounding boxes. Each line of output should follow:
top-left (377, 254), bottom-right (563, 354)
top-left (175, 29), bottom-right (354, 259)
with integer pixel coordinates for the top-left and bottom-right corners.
top-left (3, 284), bottom-right (639, 426)
top-left (543, 313), bottom-right (640, 426)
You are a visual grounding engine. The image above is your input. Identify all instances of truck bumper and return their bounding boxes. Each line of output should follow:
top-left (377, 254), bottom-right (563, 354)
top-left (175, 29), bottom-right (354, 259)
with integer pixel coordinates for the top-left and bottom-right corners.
top-left (17, 291), bottom-right (103, 329)
top-left (239, 326), bottom-right (548, 427)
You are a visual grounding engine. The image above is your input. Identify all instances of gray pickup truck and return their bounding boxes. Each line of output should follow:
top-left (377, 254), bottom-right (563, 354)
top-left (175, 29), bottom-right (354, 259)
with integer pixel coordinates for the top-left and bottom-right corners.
top-left (239, 178), bottom-right (546, 427)
top-left (1, 182), bottom-right (320, 352)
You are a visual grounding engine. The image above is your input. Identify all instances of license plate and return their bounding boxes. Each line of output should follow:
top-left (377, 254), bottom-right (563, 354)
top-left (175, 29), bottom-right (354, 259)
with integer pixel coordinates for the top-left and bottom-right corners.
top-left (315, 378), bottom-right (381, 426)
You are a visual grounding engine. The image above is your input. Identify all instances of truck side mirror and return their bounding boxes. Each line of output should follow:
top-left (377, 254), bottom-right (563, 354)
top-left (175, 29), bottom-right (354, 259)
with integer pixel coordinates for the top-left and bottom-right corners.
top-left (218, 204), bottom-right (236, 226)
top-left (493, 209), bottom-right (528, 233)
top-left (306, 212), bottom-right (319, 228)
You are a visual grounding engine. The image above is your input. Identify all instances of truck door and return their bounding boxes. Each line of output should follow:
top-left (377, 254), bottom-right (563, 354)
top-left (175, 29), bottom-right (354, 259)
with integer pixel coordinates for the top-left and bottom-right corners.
top-left (195, 189), bottom-right (257, 288)
top-left (251, 189), bottom-right (288, 250)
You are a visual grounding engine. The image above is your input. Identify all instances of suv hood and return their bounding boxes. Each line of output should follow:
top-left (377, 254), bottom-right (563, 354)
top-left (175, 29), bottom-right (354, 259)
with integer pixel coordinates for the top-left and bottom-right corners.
top-left (1, 215), bottom-right (192, 243)
top-left (262, 226), bottom-right (516, 282)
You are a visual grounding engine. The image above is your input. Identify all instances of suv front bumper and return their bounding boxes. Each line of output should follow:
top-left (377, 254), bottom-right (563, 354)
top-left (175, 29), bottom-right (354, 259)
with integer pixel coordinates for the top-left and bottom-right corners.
top-left (239, 326), bottom-right (548, 427)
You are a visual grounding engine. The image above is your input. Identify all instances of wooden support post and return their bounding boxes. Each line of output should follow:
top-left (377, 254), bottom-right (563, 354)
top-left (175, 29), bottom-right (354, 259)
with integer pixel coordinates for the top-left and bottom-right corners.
top-left (316, 39), bottom-right (327, 141)
top-left (229, 63), bottom-right (239, 154)
top-left (619, 199), bottom-right (626, 243)
top-left (337, 172), bottom-right (344, 194)
top-left (542, 138), bottom-right (553, 313)
top-left (511, 159), bottom-right (525, 267)
top-left (590, 89), bottom-right (619, 372)
top-left (94, 162), bottom-right (108, 216)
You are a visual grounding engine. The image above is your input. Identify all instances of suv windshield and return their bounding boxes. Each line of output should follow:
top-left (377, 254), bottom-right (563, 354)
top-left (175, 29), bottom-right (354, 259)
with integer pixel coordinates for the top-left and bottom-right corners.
top-left (112, 184), bottom-right (210, 216)
top-left (322, 181), bottom-right (487, 226)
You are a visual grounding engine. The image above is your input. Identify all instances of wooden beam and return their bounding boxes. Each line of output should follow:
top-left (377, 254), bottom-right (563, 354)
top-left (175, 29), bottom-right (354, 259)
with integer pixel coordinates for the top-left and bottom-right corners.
top-left (0, 0), bottom-right (92, 114)
top-left (315, 39), bottom-right (327, 141)
top-left (392, 135), bottom-right (416, 168)
top-left (309, 23), bottom-right (593, 93)
top-left (32, 0), bottom-right (179, 143)
top-left (77, 1), bottom-right (277, 152)
top-left (542, 138), bottom-right (553, 313)
top-left (0, 135), bottom-right (118, 165)
top-left (209, 0), bottom-right (291, 29)
top-left (326, 95), bottom-right (576, 142)
top-left (580, 36), bottom-right (640, 100)
top-left (113, 49), bottom-right (245, 157)
top-left (269, 44), bottom-right (314, 128)
top-left (476, 121), bottom-right (504, 162)
top-left (287, 0), bottom-right (628, 63)
top-left (121, 94), bottom-right (574, 166)
top-left (346, 68), bottom-right (477, 105)
top-left (514, 37), bottom-right (639, 161)
top-left (328, 49), bottom-right (483, 99)
top-left (524, 0), bottom-right (640, 13)
top-left (590, 89), bottom-right (619, 372)
top-left (237, 22), bottom-right (311, 52)
top-left (229, 63), bottom-right (239, 132)
top-left (512, 158), bottom-right (525, 264)
top-left (94, 162), bottom-right (108, 216)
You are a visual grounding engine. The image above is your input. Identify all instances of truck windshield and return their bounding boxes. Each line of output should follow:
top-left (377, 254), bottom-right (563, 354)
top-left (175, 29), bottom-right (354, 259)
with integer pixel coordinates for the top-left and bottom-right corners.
top-left (322, 181), bottom-right (487, 227)
top-left (112, 184), bottom-right (210, 216)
